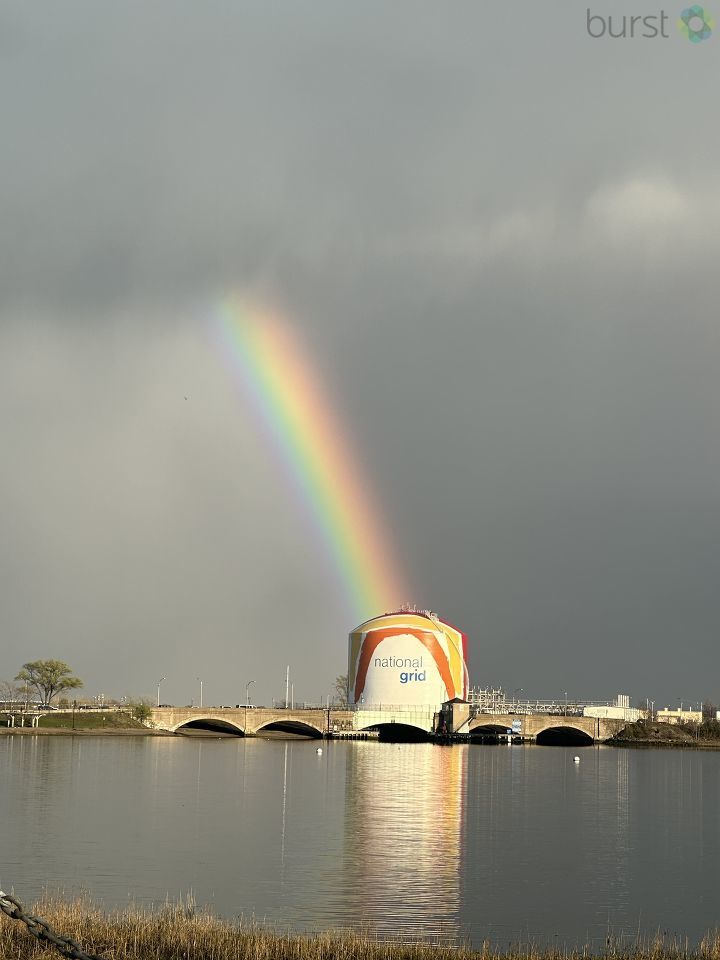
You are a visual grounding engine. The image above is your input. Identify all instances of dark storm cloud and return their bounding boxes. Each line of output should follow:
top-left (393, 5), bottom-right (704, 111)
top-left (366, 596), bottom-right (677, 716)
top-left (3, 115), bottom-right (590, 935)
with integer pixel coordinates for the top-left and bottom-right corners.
top-left (3, 1), bottom-right (714, 314)
top-left (1, 1), bottom-right (719, 707)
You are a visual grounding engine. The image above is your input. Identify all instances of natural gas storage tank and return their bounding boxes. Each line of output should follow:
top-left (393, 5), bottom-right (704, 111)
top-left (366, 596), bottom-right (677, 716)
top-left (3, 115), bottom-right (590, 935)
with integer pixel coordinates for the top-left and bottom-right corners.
top-left (348, 609), bottom-right (469, 707)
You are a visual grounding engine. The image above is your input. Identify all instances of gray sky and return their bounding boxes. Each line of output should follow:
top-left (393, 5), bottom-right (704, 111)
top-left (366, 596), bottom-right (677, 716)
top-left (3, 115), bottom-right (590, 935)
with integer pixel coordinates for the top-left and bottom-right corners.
top-left (2, 1), bottom-right (719, 709)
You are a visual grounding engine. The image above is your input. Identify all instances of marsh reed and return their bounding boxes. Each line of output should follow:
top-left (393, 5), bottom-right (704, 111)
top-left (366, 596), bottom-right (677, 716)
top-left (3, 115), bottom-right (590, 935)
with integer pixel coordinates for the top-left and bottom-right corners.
top-left (2, 897), bottom-right (720, 960)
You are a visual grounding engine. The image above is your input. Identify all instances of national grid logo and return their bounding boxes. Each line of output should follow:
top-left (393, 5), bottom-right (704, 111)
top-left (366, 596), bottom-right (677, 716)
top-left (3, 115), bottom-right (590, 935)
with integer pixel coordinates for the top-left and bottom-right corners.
top-left (586, 5), bottom-right (714, 41)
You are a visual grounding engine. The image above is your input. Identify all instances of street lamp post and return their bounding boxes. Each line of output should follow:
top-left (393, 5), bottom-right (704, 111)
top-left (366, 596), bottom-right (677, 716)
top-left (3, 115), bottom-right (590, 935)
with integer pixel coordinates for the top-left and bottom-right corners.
top-left (197, 678), bottom-right (203, 709)
top-left (564, 691), bottom-right (568, 716)
top-left (157, 677), bottom-right (166, 708)
top-left (246, 679), bottom-right (256, 708)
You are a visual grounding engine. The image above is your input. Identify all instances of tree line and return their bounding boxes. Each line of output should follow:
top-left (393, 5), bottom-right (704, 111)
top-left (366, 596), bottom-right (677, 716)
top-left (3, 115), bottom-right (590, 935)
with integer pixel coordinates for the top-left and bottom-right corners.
top-left (3, 661), bottom-right (351, 713)
top-left (1, 659), bottom-right (152, 722)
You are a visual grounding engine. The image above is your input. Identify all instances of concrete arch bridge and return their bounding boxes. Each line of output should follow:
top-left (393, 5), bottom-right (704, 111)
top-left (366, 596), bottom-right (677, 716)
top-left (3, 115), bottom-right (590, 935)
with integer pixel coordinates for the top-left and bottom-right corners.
top-left (152, 706), bottom-right (354, 738)
top-left (152, 706), bottom-right (434, 740)
top-left (152, 706), bottom-right (627, 743)
top-left (467, 713), bottom-right (626, 744)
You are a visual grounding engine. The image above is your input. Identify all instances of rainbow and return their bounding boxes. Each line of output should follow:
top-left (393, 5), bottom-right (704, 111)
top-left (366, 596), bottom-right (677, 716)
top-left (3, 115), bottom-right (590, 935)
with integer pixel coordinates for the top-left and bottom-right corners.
top-left (215, 298), bottom-right (409, 622)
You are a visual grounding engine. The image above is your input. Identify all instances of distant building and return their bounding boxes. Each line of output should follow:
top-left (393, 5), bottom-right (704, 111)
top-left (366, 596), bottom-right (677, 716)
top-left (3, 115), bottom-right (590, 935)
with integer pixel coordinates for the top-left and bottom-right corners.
top-left (656, 708), bottom-right (702, 725)
top-left (583, 705), bottom-right (643, 722)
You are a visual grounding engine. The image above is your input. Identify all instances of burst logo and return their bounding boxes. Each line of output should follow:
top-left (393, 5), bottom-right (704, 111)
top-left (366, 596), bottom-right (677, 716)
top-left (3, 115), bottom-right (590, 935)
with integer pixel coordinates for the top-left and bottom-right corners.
top-left (677, 5), bottom-right (714, 41)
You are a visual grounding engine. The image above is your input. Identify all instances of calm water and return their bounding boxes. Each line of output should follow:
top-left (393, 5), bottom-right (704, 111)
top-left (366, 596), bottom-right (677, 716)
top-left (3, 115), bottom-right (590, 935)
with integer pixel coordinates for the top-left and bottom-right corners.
top-left (1, 735), bottom-right (719, 949)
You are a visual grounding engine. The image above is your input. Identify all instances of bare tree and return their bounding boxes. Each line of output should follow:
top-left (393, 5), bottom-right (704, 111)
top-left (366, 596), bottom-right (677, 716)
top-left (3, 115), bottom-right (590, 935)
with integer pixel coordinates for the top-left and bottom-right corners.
top-left (702, 701), bottom-right (718, 721)
top-left (0, 680), bottom-right (24, 707)
top-left (333, 673), bottom-right (349, 707)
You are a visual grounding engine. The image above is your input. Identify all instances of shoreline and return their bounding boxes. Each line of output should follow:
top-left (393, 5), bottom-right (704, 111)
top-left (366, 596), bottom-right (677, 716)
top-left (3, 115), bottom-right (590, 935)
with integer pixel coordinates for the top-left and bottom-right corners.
top-left (608, 719), bottom-right (720, 750)
top-left (4, 726), bottom-right (720, 749)
top-left (610, 737), bottom-right (720, 749)
top-left (5, 714), bottom-right (720, 749)
top-left (2, 896), bottom-right (718, 960)
top-left (0, 726), bottom-right (175, 736)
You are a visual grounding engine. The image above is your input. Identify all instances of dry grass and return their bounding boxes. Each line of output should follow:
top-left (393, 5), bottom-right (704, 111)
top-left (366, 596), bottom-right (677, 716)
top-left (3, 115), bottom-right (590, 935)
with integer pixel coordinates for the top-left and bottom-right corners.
top-left (2, 898), bottom-right (720, 960)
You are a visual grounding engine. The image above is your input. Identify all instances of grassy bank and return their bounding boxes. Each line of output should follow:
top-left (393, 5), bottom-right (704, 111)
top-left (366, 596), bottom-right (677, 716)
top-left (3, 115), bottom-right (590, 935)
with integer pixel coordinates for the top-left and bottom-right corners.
top-left (0, 712), bottom-right (172, 735)
top-left (3, 898), bottom-right (720, 960)
top-left (612, 720), bottom-right (720, 747)
top-left (37, 711), bottom-right (146, 731)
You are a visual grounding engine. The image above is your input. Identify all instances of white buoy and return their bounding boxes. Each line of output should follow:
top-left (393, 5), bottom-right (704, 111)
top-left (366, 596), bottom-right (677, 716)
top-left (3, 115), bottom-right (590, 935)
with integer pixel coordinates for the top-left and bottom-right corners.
top-left (316, 747), bottom-right (323, 755)
top-left (573, 756), bottom-right (580, 763)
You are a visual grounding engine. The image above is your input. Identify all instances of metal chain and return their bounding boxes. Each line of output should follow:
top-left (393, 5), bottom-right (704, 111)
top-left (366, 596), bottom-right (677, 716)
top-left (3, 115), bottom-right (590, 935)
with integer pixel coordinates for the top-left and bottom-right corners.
top-left (0, 889), bottom-right (104, 960)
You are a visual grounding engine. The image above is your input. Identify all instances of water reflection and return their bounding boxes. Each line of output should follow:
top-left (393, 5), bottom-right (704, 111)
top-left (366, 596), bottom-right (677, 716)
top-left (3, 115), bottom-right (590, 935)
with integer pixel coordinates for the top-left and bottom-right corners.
top-left (281, 742), bottom-right (288, 872)
top-left (3, 737), bottom-right (720, 949)
top-left (342, 743), bottom-right (467, 943)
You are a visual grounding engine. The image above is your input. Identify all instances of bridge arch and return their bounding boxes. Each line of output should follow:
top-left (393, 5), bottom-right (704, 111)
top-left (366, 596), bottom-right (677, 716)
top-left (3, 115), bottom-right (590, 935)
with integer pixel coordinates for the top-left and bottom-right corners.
top-left (469, 722), bottom-right (512, 741)
top-left (173, 717), bottom-right (245, 736)
top-left (254, 719), bottom-right (324, 739)
top-left (358, 721), bottom-right (430, 742)
top-left (536, 725), bottom-right (593, 746)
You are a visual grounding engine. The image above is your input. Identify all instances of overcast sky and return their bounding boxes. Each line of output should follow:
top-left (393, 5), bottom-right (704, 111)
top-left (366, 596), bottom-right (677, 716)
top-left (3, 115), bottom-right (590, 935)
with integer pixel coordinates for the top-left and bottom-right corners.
top-left (2, 1), bottom-right (719, 709)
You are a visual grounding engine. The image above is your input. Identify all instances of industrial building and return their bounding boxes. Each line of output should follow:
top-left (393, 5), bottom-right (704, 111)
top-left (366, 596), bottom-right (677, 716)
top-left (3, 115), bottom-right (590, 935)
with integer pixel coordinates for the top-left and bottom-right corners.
top-left (348, 606), bottom-right (469, 708)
